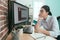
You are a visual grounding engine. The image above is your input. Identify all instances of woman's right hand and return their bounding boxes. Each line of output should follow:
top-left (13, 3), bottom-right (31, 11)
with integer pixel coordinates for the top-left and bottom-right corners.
top-left (38, 13), bottom-right (43, 21)
top-left (37, 16), bottom-right (43, 24)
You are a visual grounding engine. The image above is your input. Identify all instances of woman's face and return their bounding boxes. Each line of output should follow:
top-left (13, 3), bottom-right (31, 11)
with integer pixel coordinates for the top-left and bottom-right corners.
top-left (39, 8), bottom-right (48, 18)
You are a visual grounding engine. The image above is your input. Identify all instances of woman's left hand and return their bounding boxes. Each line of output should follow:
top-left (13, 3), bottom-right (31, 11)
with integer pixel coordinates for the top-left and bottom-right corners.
top-left (35, 25), bottom-right (42, 33)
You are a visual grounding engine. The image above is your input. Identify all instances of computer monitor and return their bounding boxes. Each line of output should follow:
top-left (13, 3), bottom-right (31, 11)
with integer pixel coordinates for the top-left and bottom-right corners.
top-left (8, 1), bottom-right (29, 32)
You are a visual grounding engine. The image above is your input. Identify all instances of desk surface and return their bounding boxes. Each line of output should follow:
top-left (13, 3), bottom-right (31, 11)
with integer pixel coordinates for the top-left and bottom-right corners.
top-left (6, 32), bottom-right (56, 40)
top-left (19, 33), bottom-right (34, 40)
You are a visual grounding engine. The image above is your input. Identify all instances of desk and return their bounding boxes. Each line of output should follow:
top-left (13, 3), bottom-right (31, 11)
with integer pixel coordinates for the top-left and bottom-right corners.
top-left (6, 32), bottom-right (56, 40)
top-left (19, 33), bottom-right (34, 40)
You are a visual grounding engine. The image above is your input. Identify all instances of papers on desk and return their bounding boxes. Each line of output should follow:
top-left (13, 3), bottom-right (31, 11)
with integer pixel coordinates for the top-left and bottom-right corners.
top-left (30, 33), bottom-right (46, 40)
top-left (30, 33), bottom-right (56, 40)
top-left (44, 36), bottom-right (56, 40)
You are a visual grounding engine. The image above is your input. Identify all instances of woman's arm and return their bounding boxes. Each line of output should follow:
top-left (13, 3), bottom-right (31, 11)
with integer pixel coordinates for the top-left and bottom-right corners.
top-left (34, 16), bottom-right (50, 36)
top-left (35, 23), bottom-right (50, 36)
top-left (36, 27), bottom-right (50, 36)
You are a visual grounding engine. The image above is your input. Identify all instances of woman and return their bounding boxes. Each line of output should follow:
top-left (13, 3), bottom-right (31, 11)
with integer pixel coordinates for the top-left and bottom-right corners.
top-left (35, 5), bottom-right (59, 37)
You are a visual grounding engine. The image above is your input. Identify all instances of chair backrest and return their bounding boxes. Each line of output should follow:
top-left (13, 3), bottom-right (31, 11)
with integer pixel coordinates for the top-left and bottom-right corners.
top-left (57, 16), bottom-right (60, 30)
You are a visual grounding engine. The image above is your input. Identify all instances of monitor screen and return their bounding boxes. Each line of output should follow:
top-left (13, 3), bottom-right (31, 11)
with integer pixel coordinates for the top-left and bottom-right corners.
top-left (13, 2), bottom-right (29, 24)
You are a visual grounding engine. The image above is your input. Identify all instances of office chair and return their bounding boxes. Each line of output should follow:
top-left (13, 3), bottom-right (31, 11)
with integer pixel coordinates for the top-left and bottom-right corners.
top-left (56, 16), bottom-right (60, 40)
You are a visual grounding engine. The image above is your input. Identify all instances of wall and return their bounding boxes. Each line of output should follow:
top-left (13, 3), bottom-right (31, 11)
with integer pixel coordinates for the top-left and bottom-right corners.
top-left (16, 0), bottom-right (33, 7)
top-left (0, 0), bottom-right (8, 40)
top-left (45, 0), bottom-right (60, 17)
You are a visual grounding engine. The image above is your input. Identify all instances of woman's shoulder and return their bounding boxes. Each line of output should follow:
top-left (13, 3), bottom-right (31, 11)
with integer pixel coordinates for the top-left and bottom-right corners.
top-left (49, 16), bottom-right (58, 22)
top-left (49, 15), bottom-right (56, 19)
top-left (48, 15), bottom-right (57, 21)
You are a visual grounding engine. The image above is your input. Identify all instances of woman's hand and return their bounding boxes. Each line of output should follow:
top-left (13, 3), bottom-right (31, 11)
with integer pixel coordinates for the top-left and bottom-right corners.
top-left (34, 26), bottom-right (43, 33)
top-left (35, 23), bottom-right (40, 32)
top-left (34, 26), bottom-right (40, 33)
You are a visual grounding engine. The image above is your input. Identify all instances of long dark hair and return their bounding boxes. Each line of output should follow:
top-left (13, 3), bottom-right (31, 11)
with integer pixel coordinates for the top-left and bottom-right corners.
top-left (42, 5), bottom-right (52, 16)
